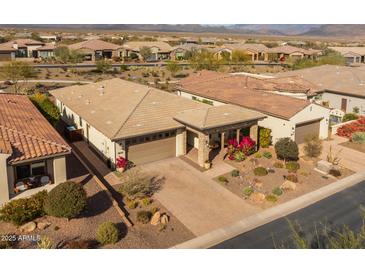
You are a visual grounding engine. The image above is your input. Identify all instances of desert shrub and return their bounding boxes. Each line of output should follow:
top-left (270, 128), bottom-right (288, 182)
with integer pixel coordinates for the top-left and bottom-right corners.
top-left (231, 169), bottom-right (240, 177)
top-left (273, 161), bottom-right (284, 168)
top-left (119, 169), bottom-right (161, 199)
top-left (272, 187), bottom-right (283, 196)
top-left (263, 151), bottom-right (272, 159)
top-left (303, 135), bottom-right (323, 158)
top-left (329, 169), bottom-right (342, 177)
top-left (342, 113), bottom-right (358, 122)
top-left (44, 181), bottom-right (87, 219)
top-left (218, 176), bottom-right (228, 183)
top-left (243, 187), bottom-right (254, 197)
top-left (254, 167), bottom-right (268, 176)
top-left (0, 190), bottom-right (48, 226)
top-left (96, 222), bottom-right (120, 245)
top-left (285, 174), bottom-right (298, 183)
top-left (351, 132), bottom-right (365, 144)
top-left (254, 152), bottom-right (262, 158)
top-left (259, 127), bottom-right (272, 148)
top-left (299, 169), bottom-right (309, 176)
top-left (127, 200), bottom-right (138, 209)
top-left (137, 210), bottom-right (152, 224)
top-left (274, 138), bottom-right (299, 161)
top-left (233, 150), bottom-right (246, 162)
top-left (266, 194), bottom-right (278, 203)
top-left (285, 161), bottom-right (300, 172)
top-left (37, 236), bottom-right (53, 249)
top-left (141, 197), bottom-right (152, 206)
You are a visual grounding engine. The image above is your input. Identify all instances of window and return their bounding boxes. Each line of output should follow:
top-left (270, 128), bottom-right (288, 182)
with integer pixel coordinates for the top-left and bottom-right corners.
top-left (79, 117), bottom-right (83, 127)
top-left (15, 161), bottom-right (46, 180)
top-left (31, 162), bottom-right (46, 176)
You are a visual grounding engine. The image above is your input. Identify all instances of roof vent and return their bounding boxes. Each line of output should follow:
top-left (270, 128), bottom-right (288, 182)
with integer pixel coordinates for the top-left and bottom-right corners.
top-left (106, 120), bottom-right (112, 125)
top-left (78, 95), bottom-right (83, 99)
top-left (135, 124), bottom-right (142, 127)
top-left (91, 110), bottom-right (96, 114)
top-left (151, 101), bottom-right (158, 105)
top-left (86, 99), bottom-right (91, 105)
top-left (223, 112), bottom-right (230, 116)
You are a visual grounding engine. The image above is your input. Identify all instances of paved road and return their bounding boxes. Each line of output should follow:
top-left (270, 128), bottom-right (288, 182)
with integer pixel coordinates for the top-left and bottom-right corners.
top-left (212, 180), bottom-right (365, 248)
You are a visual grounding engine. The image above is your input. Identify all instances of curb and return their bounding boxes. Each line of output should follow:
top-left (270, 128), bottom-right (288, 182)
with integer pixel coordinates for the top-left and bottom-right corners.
top-left (172, 170), bottom-right (365, 249)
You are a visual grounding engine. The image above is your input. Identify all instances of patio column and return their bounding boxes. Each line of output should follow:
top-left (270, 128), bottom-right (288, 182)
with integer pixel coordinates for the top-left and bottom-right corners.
top-left (176, 128), bottom-right (187, 156)
top-left (220, 131), bottom-right (225, 151)
top-left (236, 129), bottom-right (240, 143)
top-left (250, 124), bottom-right (259, 151)
top-left (198, 133), bottom-right (209, 167)
top-left (0, 153), bottom-right (10, 204)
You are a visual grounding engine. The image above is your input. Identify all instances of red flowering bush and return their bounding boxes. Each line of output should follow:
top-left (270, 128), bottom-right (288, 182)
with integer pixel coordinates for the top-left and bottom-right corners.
top-left (227, 136), bottom-right (256, 161)
top-left (116, 156), bottom-right (129, 169)
top-left (337, 117), bottom-right (365, 138)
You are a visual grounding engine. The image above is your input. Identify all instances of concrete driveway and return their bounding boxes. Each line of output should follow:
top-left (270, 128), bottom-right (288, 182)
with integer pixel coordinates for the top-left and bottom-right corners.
top-left (141, 158), bottom-right (260, 236)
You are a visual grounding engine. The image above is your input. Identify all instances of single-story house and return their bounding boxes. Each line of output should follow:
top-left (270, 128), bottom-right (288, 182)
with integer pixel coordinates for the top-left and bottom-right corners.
top-left (0, 39), bottom-right (45, 60)
top-left (214, 43), bottom-right (270, 62)
top-left (329, 47), bottom-right (365, 64)
top-left (176, 71), bottom-right (330, 144)
top-left (121, 41), bottom-right (173, 61)
top-left (37, 43), bottom-right (56, 59)
top-left (50, 78), bottom-right (265, 169)
top-left (268, 45), bottom-right (322, 61)
top-left (273, 64), bottom-right (365, 115)
top-left (170, 43), bottom-right (205, 60)
top-left (68, 39), bottom-right (122, 61)
top-left (0, 94), bottom-right (71, 205)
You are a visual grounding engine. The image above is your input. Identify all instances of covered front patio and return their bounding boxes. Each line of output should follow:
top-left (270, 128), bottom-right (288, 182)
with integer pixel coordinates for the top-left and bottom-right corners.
top-left (174, 104), bottom-right (265, 168)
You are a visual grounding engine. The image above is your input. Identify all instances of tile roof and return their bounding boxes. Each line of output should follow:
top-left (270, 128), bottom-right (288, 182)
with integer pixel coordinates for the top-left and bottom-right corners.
top-left (68, 39), bottom-right (122, 51)
top-left (329, 47), bottom-right (365, 56)
top-left (268, 45), bottom-right (321, 55)
top-left (37, 43), bottom-right (56, 51)
top-left (174, 104), bottom-right (265, 130)
top-left (122, 41), bottom-right (173, 53)
top-left (178, 71), bottom-right (311, 120)
top-left (220, 43), bottom-right (269, 53)
top-left (0, 39), bottom-right (45, 52)
top-left (0, 94), bottom-right (71, 164)
top-left (273, 64), bottom-right (365, 98)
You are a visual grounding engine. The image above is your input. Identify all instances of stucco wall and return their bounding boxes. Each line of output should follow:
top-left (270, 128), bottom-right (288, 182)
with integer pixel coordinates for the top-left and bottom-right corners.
top-left (176, 128), bottom-right (187, 156)
top-left (53, 156), bottom-right (67, 184)
top-left (177, 91), bottom-right (225, 106)
top-left (258, 116), bottom-right (292, 143)
top-left (322, 92), bottom-right (365, 115)
top-left (0, 154), bottom-right (10, 205)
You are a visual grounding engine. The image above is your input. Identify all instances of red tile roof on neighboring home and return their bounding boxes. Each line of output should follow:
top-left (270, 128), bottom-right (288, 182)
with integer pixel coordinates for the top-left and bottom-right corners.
top-left (178, 71), bottom-right (311, 120)
top-left (0, 94), bottom-right (71, 164)
top-left (0, 39), bottom-right (45, 52)
top-left (268, 45), bottom-right (321, 55)
top-left (68, 39), bottom-right (121, 51)
top-left (37, 43), bottom-right (56, 51)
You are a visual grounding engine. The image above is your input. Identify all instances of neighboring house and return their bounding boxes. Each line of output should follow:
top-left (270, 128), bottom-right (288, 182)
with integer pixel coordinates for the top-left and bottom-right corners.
top-left (39, 34), bottom-right (59, 42)
top-left (68, 39), bottom-right (122, 61)
top-left (50, 78), bottom-right (264, 168)
top-left (170, 43), bottom-right (205, 60)
top-left (121, 41), bottom-right (173, 61)
top-left (269, 45), bottom-right (321, 61)
top-left (0, 94), bottom-right (71, 205)
top-left (329, 47), bottom-right (365, 64)
top-left (176, 71), bottom-right (330, 145)
top-left (0, 39), bottom-right (45, 60)
top-left (215, 43), bottom-right (270, 62)
top-left (274, 64), bottom-right (365, 115)
top-left (37, 43), bottom-right (56, 59)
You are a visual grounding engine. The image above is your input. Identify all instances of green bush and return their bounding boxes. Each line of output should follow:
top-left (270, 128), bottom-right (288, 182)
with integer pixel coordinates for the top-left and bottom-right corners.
top-left (263, 151), bottom-right (272, 159)
top-left (274, 138), bottom-right (299, 161)
top-left (273, 161), bottom-right (284, 168)
top-left (272, 187), bottom-right (283, 196)
top-left (342, 113), bottom-right (358, 122)
top-left (29, 93), bottom-right (60, 126)
top-left (254, 152), bottom-right (262, 158)
top-left (243, 187), bottom-right (254, 197)
top-left (259, 128), bottom-right (272, 148)
top-left (234, 150), bottom-right (246, 162)
top-left (141, 197), bottom-right (152, 206)
top-left (266, 194), bottom-right (278, 203)
top-left (254, 167), bottom-right (268, 176)
top-left (44, 181), bottom-right (87, 219)
top-left (96, 222), bottom-right (120, 245)
top-left (351, 132), bottom-right (365, 144)
top-left (0, 190), bottom-right (48, 226)
top-left (218, 176), bottom-right (228, 183)
top-left (231, 169), bottom-right (240, 177)
top-left (286, 174), bottom-right (298, 183)
top-left (303, 135), bottom-right (323, 158)
top-left (329, 169), bottom-right (342, 177)
top-left (127, 200), bottom-right (138, 209)
top-left (137, 210), bottom-right (152, 224)
top-left (285, 161), bottom-right (300, 172)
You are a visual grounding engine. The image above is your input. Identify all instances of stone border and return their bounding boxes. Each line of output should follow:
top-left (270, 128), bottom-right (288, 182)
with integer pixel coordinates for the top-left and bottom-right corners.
top-left (172, 171), bottom-right (365, 249)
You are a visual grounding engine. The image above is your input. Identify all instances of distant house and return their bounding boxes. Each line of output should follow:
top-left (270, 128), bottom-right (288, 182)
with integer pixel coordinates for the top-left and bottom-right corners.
top-left (329, 47), bottom-right (365, 64)
top-left (0, 94), bottom-right (71, 204)
top-left (68, 39), bottom-right (122, 61)
top-left (0, 39), bottom-right (45, 60)
top-left (39, 34), bottom-right (59, 42)
top-left (214, 43), bottom-right (270, 62)
top-left (177, 71), bottom-right (330, 144)
top-left (269, 45), bottom-right (321, 61)
top-left (121, 41), bottom-right (173, 61)
top-left (36, 43), bottom-right (56, 59)
top-left (171, 43), bottom-right (205, 60)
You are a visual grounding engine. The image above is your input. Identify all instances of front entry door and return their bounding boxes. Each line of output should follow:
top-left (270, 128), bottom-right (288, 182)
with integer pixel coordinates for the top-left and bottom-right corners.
top-left (341, 98), bottom-right (347, 112)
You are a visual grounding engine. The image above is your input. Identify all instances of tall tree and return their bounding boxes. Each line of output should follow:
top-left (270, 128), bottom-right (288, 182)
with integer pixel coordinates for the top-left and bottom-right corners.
top-left (139, 47), bottom-right (152, 61)
top-left (0, 61), bottom-right (37, 94)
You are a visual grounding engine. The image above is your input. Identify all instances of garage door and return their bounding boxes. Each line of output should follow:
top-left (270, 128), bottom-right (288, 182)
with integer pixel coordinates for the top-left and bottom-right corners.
top-left (127, 136), bottom-right (176, 165)
top-left (295, 119), bottom-right (321, 144)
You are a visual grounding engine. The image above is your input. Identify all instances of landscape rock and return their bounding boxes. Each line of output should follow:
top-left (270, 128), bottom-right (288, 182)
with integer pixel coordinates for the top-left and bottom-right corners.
top-left (254, 182), bottom-right (263, 190)
top-left (160, 214), bottom-right (169, 225)
top-left (19, 221), bottom-right (37, 233)
top-left (37, 221), bottom-right (51, 230)
top-left (316, 160), bottom-right (333, 173)
top-left (249, 192), bottom-right (266, 203)
top-left (281, 180), bottom-right (297, 191)
top-left (150, 211), bottom-right (161, 226)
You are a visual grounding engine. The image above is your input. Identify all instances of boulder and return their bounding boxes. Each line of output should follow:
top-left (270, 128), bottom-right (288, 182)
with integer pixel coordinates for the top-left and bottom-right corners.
top-left (316, 160), bottom-right (333, 174)
top-left (37, 221), bottom-right (51, 230)
top-left (160, 214), bottom-right (169, 225)
top-left (19, 221), bottom-right (37, 233)
top-left (281, 180), bottom-right (297, 191)
top-left (249, 192), bottom-right (266, 203)
top-left (150, 211), bottom-right (161, 226)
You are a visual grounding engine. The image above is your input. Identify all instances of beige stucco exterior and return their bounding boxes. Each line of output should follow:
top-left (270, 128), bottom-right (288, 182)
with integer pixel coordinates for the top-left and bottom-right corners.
top-left (0, 153), bottom-right (11, 205)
